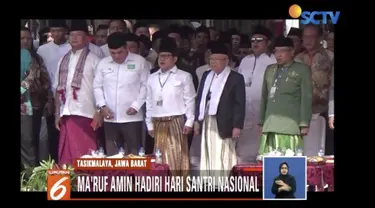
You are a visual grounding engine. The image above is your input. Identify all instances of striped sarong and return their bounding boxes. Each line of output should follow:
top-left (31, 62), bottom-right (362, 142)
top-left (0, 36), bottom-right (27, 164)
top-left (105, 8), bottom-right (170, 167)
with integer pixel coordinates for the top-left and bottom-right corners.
top-left (200, 115), bottom-right (237, 178)
top-left (153, 115), bottom-right (189, 178)
top-left (258, 132), bottom-right (303, 155)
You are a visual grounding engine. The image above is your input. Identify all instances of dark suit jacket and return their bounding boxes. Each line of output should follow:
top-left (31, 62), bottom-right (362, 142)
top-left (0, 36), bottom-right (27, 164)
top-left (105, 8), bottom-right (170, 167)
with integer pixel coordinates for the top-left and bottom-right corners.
top-left (195, 70), bottom-right (246, 139)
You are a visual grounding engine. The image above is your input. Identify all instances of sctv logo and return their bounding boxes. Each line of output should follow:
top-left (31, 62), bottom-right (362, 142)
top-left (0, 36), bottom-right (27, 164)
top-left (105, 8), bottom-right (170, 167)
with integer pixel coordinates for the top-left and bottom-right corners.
top-left (289, 4), bottom-right (340, 24)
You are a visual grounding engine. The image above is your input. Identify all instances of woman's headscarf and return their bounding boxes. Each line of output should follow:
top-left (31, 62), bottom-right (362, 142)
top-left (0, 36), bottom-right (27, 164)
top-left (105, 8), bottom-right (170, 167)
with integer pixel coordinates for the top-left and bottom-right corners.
top-left (277, 162), bottom-right (291, 181)
top-left (21, 49), bottom-right (32, 81)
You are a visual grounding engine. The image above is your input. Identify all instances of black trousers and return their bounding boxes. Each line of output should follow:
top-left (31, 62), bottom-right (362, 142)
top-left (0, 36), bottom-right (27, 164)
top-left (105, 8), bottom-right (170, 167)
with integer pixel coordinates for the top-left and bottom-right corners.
top-left (145, 133), bottom-right (154, 154)
top-left (187, 134), bottom-right (193, 150)
top-left (46, 114), bottom-right (58, 163)
top-left (31, 109), bottom-right (42, 162)
top-left (21, 115), bottom-right (36, 168)
top-left (320, 111), bottom-right (334, 155)
top-left (104, 121), bottom-right (142, 156)
top-left (96, 126), bottom-right (106, 149)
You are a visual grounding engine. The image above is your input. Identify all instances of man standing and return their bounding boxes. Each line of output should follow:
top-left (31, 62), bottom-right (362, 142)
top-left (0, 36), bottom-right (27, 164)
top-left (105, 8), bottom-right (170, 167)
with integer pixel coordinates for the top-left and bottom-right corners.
top-left (189, 26), bottom-right (210, 70)
top-left (133, 22), bottom-right (150, 38)
top-left (100, 19), bottom-right (129, 57)
top-left (146, 37), bottom-right (196, 177)
top-left (195, 41), bottom-right (246, 177)
top-left (166, 27), bottom-right (199, 90)
top-left (208, 27), bottom-right (219, 41)
top-left (149, 30), bottom-right (164, 65)
top-left (295, 25), bottom-right (332, 115)
top-left (229, 29), bottom-right (242, 55)
top-left (235, 35), bottom-right (252, 62)
top-left (295, 24), bottom-right (333, 155)
top-left (54, 20), bottom-right (102, 165)
top-left (122, 33), bottom-right (153, 152)
top-left (37, 20), bottom-right (69, 163)
top-left (195, 41), bottom-right (213, 84)
top-left (39, 21), bottom-right (104, 76)
top-left (194, 26), bottom-right (210, 57)
top-left (21, 49), bottom-right (36, 168)
top-left (94, 25), bottom-right (109, 47)
top-left (21, 27), bottom-right (52, 162)
top-left (94, 32), bottom-right (149, 155)
top-left (138, 34), bottom-right (154, 68)
top-left (287, 27), bottom-right (304, 56)
top-left (237, 25), bottom-right (276, 163)
top-left (124, 33), bottom-right (153, 69)
top-left (258, 37), bottom-right (313, 156)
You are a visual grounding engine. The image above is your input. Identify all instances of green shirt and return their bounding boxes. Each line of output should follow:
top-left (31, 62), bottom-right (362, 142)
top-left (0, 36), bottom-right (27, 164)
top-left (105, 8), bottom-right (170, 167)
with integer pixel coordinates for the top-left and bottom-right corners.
top-left (259, 61), bottom-right (312, 135)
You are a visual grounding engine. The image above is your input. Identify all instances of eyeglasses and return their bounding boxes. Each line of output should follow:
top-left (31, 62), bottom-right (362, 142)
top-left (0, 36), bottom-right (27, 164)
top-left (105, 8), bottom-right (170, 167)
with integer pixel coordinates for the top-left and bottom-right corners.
top-left (251, 37), bottom-right (267, 43)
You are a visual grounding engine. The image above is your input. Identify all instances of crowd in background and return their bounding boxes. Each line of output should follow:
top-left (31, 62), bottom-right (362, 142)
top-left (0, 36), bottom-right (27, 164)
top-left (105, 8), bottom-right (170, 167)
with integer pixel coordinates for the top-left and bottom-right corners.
top-left (20, 19), bottom-right (334, 174)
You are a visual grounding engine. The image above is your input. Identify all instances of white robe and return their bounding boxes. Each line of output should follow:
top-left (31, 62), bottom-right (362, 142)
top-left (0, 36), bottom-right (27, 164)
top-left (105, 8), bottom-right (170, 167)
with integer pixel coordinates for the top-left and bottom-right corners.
top-left (303, 115), bottom-right (326, 156)
top-left (236, 53), bottom-right (276, 163)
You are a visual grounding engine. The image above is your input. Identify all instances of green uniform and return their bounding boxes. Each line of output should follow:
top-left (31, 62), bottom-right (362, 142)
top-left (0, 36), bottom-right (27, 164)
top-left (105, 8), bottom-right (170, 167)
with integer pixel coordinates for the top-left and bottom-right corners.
top-left (258, 61), bottom-right (313, 155)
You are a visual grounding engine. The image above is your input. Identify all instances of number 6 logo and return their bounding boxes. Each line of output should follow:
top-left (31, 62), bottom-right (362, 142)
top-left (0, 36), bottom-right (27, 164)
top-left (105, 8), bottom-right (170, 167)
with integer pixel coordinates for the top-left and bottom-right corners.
top-left (47, 174), bottom-right (71, 200)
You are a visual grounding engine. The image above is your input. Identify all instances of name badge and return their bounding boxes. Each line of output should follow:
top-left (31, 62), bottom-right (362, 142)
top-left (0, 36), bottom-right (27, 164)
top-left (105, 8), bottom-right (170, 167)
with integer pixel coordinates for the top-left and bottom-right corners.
top-left (156, 100), bottom-right (163, 106)
top-left (245, 77), bottom-right (252, 87)
top-left (269, 86), bottom-right (276, 98)
top-left (156, 95), bottom-right (163, 106)
top-left (127, 64), bottom-right (135, 70)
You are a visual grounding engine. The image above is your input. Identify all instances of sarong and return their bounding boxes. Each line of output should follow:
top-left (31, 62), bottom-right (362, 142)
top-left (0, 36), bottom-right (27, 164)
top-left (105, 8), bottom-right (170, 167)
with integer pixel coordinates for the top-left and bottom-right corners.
top-left (258, 132), bottom-right (303, 155)
top-left (153, 115), bottom-right (189, 178)
top-left (200, 115), bottom-right (237, 178)
top-left (58, 115), bottom-right (97, 165)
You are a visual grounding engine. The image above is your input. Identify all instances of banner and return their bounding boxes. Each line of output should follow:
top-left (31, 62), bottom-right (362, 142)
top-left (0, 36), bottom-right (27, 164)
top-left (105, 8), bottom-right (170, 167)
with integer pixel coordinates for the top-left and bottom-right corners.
top-left (46, 158), bottom-right (263, 201)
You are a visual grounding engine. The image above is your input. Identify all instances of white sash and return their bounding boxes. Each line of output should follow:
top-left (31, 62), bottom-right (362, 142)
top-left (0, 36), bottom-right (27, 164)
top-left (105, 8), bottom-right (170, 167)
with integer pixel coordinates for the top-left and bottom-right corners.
top-left (198, 67), bottom-right (231, 121)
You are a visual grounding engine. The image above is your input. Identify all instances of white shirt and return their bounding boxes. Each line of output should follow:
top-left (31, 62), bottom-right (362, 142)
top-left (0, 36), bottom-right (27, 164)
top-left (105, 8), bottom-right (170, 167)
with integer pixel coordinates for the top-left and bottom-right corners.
top-left (100, 44), bottom-right (110, 57)
top-left (53, 50), bottom-right (100, 119)
top-left (38, 41), bottom-right (104, 94)
top-left (37, 41), bottom-right (71, 92)
top-left (87, 42), bottom-right (105, 59)
top-left (238, 53), bottom-right (276, 128)
top-left (238, 53), bottom-right (276, 105)
top-left (146, 66), bottom-right (196, 131)
top-left (100, 44), bottom-right (154, 69)
top-left (196, 64), bottom-right (210, 84)
top-left (93, 53), bottom-right (150, 123)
